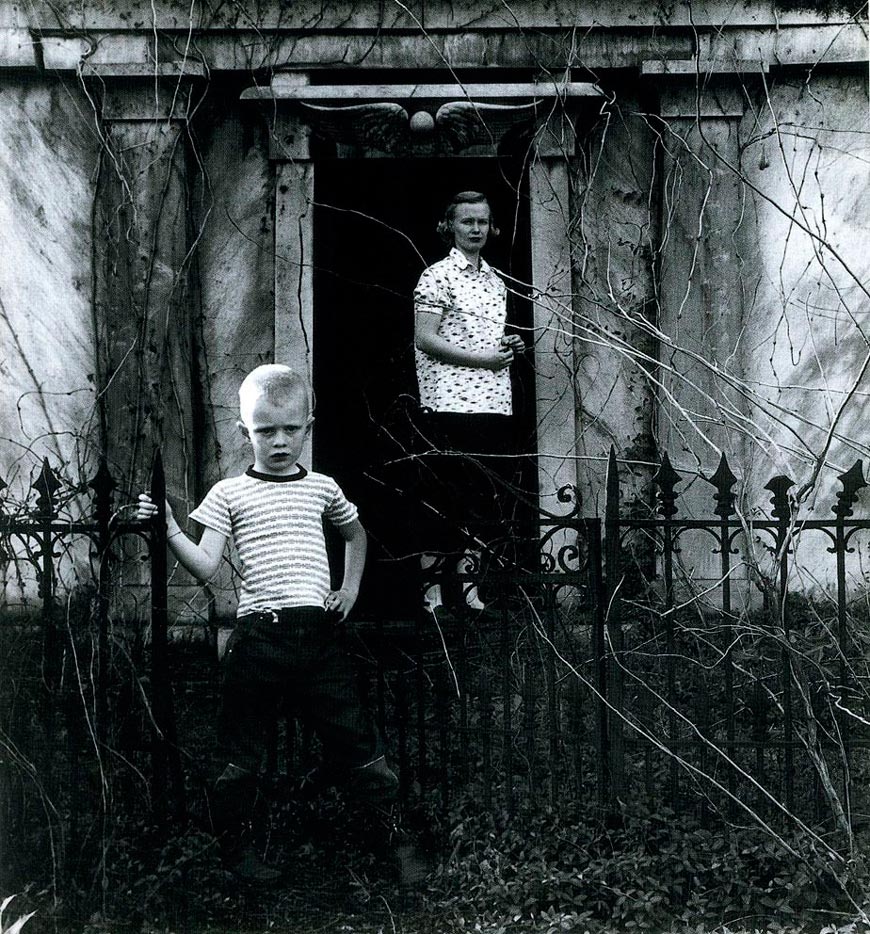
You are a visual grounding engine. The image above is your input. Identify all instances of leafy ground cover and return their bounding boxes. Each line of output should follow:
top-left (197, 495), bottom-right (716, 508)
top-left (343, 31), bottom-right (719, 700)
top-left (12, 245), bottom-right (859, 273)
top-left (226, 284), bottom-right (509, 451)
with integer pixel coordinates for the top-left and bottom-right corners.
top-left (5, 604), bottom-right (870, 934)
top-left (8, 782), bottom-right (870, 934)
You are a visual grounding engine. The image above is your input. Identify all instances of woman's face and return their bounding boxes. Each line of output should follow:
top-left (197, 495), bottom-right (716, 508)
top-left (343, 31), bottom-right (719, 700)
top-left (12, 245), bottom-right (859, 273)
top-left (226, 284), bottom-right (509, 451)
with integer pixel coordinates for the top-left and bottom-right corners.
top-left (450, 202), bottom-right (491, 257)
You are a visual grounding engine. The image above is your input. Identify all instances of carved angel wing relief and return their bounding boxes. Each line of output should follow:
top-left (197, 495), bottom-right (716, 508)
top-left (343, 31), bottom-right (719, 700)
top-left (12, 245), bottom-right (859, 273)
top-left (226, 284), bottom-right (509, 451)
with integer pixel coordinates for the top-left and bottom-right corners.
top-left (299, 102), bottom-right (410, 154)
top-left (298, 99), bottom-right (539, 155)
top-left (435, 100), bottom-right (540, 153)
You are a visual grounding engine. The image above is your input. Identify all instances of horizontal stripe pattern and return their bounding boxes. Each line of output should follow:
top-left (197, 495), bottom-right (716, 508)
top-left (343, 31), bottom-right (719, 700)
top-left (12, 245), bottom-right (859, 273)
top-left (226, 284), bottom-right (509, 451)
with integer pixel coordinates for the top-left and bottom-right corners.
top-left (189, 471), bottom-right (357, 617)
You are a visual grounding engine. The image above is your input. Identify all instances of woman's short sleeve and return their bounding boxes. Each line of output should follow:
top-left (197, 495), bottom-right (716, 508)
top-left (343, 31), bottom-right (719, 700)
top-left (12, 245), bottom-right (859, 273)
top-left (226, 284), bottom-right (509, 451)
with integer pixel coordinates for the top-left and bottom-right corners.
top-left (414, 265), bottom-right (448, 314)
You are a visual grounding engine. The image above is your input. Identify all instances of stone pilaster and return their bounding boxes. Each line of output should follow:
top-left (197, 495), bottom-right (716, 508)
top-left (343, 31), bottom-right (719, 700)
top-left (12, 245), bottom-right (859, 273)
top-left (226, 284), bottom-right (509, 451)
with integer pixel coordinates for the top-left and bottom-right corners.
top-left (652, 73), bottom-right (751, 477)
top-left (91, 65), bottom-right (205, 511)
top-left (529, 109), bottom-right (583, 515)
top-left (651, 68), bottom-right (754, 594)
top-left (571, 91), bottom-right (659, 518)
top-left (270, 75), bottom-right (316, 466)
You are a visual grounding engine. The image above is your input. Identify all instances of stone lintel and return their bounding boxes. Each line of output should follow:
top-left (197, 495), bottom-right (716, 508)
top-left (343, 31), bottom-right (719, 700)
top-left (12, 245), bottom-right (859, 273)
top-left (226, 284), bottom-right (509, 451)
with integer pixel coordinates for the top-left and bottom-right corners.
top-left (14, 1), bottom-right (856, 32)
top-left (242, 80), bottom-right (603, 103)
top-left (81, 61), bottom-right (207, 79)
top-left (25, 26), bottom-right (868, 75)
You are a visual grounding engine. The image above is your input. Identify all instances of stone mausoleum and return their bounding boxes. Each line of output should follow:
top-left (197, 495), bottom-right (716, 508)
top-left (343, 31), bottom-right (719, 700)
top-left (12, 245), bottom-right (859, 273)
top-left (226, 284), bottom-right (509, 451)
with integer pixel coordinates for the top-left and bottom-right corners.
top-left (0, 1), bottom-right (867, 618)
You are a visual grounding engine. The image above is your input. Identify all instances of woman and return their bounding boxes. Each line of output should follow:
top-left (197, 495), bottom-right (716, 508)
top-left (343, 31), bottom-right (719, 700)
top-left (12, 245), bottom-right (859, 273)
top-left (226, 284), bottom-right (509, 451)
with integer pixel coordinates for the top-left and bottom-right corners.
top-left (414, 190), bottom-right (524, 612)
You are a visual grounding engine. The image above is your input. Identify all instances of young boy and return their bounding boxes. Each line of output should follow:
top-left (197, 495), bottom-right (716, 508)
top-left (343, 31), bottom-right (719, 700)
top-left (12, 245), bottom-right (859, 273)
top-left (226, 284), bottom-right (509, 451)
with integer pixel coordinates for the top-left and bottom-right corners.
top-left (138, 364), bottom-right (401, 884)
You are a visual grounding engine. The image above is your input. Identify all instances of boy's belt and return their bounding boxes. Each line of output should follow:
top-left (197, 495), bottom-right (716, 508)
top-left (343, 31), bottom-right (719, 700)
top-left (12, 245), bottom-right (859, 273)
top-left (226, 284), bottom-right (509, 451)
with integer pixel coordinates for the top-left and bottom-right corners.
top-left (240, 606), bottom-right (331, 626)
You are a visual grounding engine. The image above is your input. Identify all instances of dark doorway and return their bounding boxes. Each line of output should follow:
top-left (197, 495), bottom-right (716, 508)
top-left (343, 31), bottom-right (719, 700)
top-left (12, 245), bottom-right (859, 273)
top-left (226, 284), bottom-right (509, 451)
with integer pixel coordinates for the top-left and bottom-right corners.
top-left (313, 158), bottom-right (534, 619)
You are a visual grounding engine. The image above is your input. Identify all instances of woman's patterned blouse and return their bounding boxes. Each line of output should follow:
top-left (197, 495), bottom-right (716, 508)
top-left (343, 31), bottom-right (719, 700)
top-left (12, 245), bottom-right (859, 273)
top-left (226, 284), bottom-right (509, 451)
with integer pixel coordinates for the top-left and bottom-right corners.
top-left (414, 247), bottom-right (512, 415)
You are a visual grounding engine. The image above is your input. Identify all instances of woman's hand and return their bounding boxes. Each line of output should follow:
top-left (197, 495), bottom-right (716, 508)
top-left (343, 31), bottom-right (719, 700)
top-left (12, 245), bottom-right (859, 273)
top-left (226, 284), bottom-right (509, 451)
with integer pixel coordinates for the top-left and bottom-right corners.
top-left (500, 334), bottom-right (525, 354)
top-left (481, 345), bottom-right (516, 370)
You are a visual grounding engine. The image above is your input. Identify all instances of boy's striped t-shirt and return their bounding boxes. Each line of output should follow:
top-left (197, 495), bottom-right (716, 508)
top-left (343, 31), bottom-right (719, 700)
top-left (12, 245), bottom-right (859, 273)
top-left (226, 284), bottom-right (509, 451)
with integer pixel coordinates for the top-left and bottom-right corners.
top-left (188, 466), bottom-right (358, 617)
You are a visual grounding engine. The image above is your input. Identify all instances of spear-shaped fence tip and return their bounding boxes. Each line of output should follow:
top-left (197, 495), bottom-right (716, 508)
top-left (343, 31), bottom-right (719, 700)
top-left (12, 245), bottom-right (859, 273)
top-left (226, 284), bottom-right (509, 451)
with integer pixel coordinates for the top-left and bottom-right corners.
top-left (32, 458), bottom-right (61, 516)
top-left (89, 458), bottom-right (116, 498)
top-left (654, 452), bottom-right (681, 519)
top-left (833, 459), bottom-right (866, 518)
top-left (709, 452), bottom-right (738, 519)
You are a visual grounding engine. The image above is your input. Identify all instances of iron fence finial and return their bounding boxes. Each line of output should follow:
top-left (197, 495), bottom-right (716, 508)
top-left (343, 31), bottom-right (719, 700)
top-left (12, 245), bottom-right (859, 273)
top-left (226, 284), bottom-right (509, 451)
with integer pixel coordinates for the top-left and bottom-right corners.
top-left (32, 459), bottom-right (61, 517)
top-left (764, 475), bottom-right (794, 523)
top-left (654, 452), bottom-right (681, 519)
top-left (709, 453), bottom-right (738, 519)
top-left (89, 459), bottom-right (116, 523)
top-left (833, 460), bottom-right (866, 518)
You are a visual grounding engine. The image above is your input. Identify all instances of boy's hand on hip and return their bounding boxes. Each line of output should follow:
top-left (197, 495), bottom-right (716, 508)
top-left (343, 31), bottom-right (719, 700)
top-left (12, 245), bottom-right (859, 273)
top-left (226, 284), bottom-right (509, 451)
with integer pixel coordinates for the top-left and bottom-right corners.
top-left (325, 588), bottom-right (357, 620)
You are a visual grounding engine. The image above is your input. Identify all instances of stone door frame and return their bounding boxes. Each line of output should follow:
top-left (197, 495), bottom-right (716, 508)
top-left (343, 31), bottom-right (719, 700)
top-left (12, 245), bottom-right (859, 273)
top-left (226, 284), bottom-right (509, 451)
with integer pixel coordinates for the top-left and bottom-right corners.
top-left (242, 76), bottom-right (603, 509)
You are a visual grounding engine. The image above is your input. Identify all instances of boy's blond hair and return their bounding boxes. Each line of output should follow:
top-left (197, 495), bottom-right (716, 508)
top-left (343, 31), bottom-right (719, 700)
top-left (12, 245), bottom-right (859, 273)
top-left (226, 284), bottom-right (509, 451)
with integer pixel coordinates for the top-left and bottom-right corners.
top-left (238, 364), bottom-right (311, 426)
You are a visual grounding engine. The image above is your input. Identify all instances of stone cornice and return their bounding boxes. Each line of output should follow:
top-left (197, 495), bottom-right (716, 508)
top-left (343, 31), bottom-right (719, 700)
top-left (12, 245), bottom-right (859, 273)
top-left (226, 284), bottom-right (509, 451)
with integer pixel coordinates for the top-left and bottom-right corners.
top-left (0, 11), bottom-right (865, 72)
top-left (3, 1), bottom-right (862, 32)
top-left (641, 58), bottom-right (770, 75)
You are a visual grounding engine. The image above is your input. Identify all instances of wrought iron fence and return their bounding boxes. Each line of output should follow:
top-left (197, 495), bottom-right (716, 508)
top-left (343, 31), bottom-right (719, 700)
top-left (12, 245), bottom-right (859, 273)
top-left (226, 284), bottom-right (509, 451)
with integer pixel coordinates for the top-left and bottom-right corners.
top-left (602, 447), bottom-right (870, 825)
top-left (340, 445), bottom-right (870, 829)
top-left (2, 445), bottom-right (868, 841)
top-left (346, 492), bottom-right (605, 817)
top-left (0, 454), bottom-right (183, 851)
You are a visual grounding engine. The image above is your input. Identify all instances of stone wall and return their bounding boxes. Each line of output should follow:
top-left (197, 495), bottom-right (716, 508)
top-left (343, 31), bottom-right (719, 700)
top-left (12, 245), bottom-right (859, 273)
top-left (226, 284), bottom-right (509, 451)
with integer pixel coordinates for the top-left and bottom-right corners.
top-left (0, 0), bottom-right (866, 613)
top-left (0, 76), bottom-right (99, 488)
top-left (740, 72), bottom-right (870, 501)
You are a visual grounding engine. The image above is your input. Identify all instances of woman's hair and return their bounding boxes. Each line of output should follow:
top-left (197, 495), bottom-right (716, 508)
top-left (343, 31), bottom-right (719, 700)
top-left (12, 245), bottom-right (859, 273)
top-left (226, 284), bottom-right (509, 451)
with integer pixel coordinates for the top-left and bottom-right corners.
top-left (436, 191), bottom-right (500, 243)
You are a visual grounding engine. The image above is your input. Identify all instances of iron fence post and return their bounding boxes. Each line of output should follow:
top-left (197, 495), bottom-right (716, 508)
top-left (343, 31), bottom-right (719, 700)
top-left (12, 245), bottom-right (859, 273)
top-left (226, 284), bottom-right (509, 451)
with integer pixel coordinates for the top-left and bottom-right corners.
top-left (33, 460), bottom-right (61, 691)
top-left (710, 454), bottom-right (738, 817)
top-left (32, 460), bottom-right (61, 831)
top-left (831, 459), bottom-right (865, 832)
top-left (655, 453), bottom-right (681, 807)
top-left (766, 475), bottom-right (795, 814)
top-left (150, 454), bottom-right (169, 829)
top-left (545, 580), bottom-right (559, 810)
top-left (603, 449), bottom-right (622, 810)
top-left (90, 460), bottom-right (115, 752)
top-left (149, 451), bottom-right (185, 827)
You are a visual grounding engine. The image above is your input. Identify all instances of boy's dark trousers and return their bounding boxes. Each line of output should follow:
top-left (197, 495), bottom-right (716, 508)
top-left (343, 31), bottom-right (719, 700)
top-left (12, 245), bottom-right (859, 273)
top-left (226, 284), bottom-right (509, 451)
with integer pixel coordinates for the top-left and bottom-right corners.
top-left (209, 607), bottom-right (399, 852)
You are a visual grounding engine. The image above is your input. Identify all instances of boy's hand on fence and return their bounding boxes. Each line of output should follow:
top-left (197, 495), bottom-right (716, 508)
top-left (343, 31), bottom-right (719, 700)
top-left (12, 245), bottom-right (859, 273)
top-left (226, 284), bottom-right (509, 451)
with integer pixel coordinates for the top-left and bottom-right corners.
top-left (324, 588), bottom-right (357, 621)
top-left (136, 493), bottom-right (157, 521)
top-left (136, 493), bottom-right (174, 526)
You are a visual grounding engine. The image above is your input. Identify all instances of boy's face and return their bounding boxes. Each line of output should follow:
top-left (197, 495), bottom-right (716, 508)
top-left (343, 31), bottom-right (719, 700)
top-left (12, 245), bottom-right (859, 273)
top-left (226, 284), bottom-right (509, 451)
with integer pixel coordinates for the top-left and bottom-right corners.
top-left (239, 391), bottom-right (311, 476)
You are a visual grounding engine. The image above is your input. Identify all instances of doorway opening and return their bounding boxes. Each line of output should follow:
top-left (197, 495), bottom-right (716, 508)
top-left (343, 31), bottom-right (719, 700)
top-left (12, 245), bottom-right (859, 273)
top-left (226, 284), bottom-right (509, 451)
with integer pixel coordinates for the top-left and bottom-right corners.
top-left (313, 158), bottom-right (535, 619)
